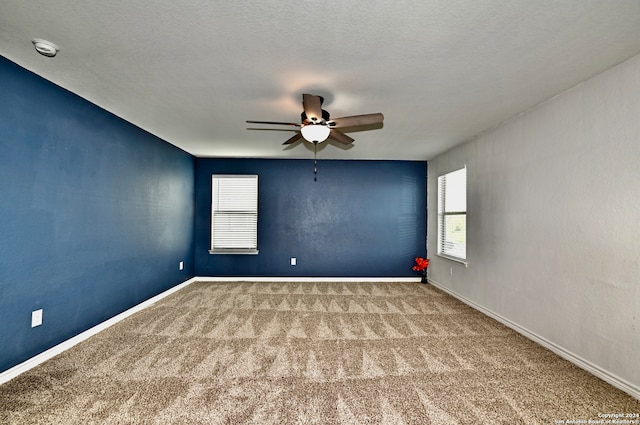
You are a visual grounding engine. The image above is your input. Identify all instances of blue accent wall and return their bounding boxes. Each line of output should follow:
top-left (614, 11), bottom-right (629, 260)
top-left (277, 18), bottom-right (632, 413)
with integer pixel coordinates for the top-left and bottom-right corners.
top-left (195, 158), bottom-right (426, 277)
top-left (0, 57), bottom-right (195, 372)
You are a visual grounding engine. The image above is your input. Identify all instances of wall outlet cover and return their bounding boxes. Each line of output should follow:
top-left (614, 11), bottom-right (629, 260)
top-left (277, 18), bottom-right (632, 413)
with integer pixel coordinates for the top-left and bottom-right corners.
top-left (31, 309), bottom-right (43, 327)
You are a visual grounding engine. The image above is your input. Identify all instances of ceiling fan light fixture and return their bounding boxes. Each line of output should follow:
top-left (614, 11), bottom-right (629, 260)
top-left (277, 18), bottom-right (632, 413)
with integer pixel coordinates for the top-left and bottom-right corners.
top-left (300, 124), bottom-right (330, 143)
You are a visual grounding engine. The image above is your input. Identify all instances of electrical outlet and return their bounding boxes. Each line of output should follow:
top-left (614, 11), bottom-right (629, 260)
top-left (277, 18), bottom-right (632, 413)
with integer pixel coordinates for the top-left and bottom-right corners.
top-left (449, 267), bottom-right (453, 276)
top-left (290, 257), bottom-right (297, 266)
top-left (31, 309), bottom-right (43, 328)
top-left (179, 261), bottom-right (184, 270)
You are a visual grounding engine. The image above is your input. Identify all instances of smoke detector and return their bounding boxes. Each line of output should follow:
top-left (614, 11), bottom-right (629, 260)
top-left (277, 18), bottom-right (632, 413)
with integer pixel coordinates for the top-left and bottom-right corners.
top-left (32, 39), bottom-right (60, 57)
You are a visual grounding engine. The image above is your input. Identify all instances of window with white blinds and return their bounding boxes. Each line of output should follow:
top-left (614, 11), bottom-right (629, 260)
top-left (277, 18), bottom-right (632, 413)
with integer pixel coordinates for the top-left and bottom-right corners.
top-left (210, 175), bottom-right (258, 254)
top-left (437, 167), bottom-right (466, 263)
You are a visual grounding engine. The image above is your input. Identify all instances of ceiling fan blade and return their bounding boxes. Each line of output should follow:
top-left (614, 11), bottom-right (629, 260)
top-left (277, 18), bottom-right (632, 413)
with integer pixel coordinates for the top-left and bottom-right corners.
top-left (302, 94), bottom-right (323, 122)
top-left (246, 120), bottom-right (301, 127)
top-left (247, 128), bottom-right (298, 132)
top-left (283, 132), bottom-right (303, 145)
top-left (328, 113), bottom-right (384, 128)
top-left (328, 129), bottom-right (355, 145)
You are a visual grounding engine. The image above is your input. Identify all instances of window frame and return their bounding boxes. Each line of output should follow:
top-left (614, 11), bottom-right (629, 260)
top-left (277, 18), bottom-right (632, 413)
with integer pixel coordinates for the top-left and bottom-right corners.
top-left (209, 174), bottom-right (259, 255)
top-left (437, 166), bottom-right (467, 265)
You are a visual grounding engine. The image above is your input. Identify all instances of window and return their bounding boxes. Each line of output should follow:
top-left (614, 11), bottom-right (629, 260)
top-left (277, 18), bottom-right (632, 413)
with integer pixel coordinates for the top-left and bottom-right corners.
top-left (437, 167), bottom-right (466, 263)
top-left (210, 175), bottom-right (258, 254)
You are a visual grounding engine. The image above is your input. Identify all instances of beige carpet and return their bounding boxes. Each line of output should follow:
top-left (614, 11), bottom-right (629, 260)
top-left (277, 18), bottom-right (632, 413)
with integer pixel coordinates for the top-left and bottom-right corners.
top-left (1, 281), bottom-right (638, 424)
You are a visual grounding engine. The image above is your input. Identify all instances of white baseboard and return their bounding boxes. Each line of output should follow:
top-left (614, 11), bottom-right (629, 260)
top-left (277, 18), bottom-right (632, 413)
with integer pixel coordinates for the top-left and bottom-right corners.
top-left (0, 277), bottom-right (199, 385)
top-left (195, 276), bottom-right (422, 283)
top-left (427, 278), bottom-right (640, 401)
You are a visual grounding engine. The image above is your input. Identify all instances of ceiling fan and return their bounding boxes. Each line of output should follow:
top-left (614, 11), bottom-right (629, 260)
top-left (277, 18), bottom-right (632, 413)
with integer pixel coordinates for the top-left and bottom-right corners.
top-left (247, 93), bottom-right (384, 146)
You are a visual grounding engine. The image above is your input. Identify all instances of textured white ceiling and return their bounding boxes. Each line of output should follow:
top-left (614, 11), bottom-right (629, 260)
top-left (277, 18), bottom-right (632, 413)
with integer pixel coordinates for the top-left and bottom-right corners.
top-left (2, 1), bottom-right (640, 160)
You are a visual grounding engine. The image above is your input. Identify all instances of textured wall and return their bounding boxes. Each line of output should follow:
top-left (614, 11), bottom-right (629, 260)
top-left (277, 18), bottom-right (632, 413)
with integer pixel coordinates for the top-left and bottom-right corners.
top-left (195, 158), bottom-right (427, 277)
top-left (427, 54), bottom-right (640, 391)
top-left (0, 57), bottom-right (195, 372)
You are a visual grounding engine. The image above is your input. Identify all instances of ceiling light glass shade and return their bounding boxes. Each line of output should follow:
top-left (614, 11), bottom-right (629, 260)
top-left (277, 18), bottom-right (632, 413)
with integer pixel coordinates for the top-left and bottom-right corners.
top-left (300, 124), bottom-right (330, 143)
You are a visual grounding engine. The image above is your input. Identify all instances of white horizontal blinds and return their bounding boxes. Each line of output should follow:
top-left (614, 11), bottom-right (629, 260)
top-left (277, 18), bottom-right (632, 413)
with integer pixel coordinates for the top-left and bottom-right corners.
top-left (437, 167), bottom-right (466, 261)
top-left (211, 175), bottom-right (258, 251)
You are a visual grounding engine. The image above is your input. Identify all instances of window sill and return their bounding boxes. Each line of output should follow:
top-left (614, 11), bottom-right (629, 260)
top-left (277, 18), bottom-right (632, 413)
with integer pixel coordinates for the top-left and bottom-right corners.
top-left (437, 253), bottom-right (468, 267)
top-left (209, 249), bottom-right (259, 255)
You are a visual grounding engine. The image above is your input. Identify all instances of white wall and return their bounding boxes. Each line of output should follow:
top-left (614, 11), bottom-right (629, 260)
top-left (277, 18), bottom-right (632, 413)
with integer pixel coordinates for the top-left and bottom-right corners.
top-left (427, 53), bottom-right (640, 398)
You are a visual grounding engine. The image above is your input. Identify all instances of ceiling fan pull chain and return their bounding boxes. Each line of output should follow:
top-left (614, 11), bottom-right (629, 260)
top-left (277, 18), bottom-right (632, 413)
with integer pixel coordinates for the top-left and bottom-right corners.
top-left (313, 141), bottom-right (318, 181)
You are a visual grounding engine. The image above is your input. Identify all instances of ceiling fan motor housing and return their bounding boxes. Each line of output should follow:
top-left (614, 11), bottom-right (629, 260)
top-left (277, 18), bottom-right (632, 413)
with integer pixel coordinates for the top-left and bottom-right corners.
top-left (301, 109), bottom-right (330, 124)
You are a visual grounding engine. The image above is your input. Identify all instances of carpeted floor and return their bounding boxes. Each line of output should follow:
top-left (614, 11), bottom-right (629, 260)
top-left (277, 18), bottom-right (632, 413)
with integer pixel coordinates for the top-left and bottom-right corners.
top-left (1, 281), bottom-right (638, 424)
